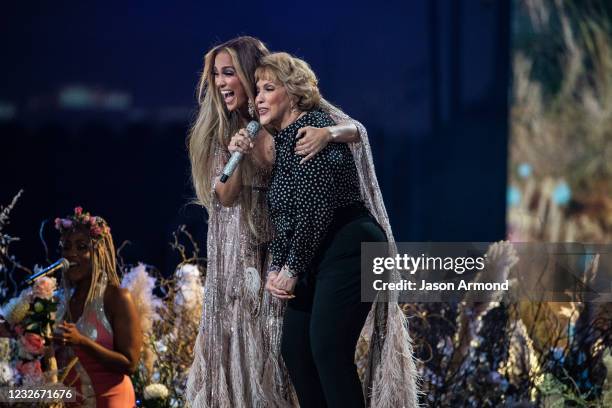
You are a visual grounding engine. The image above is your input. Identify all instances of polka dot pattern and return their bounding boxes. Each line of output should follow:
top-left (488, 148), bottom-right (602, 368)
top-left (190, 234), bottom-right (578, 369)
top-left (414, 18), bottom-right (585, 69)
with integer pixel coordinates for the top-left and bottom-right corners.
top-left (268, 110), bottom-right (362, 277)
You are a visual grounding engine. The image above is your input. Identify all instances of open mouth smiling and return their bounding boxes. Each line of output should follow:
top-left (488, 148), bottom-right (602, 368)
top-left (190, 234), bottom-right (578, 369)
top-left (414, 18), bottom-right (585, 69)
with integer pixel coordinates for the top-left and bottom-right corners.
top-left (221, 90), bottom-right (235, 103)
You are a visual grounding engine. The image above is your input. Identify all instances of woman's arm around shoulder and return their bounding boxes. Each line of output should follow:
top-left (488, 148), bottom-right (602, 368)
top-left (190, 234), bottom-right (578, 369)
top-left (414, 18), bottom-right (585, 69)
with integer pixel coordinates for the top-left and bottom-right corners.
top-left (295, 109), bottom-right (361, 163)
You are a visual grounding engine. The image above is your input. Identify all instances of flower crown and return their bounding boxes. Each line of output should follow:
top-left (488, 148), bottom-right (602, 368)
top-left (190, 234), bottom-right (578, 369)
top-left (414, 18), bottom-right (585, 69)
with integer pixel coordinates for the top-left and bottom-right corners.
top-left (54, 206), bottom-right (110, 240)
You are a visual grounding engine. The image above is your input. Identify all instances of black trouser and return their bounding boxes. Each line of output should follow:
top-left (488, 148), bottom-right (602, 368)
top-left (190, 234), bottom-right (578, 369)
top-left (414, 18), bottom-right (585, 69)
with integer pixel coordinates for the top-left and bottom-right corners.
top-left (281, 205), bottom-right (386, 408)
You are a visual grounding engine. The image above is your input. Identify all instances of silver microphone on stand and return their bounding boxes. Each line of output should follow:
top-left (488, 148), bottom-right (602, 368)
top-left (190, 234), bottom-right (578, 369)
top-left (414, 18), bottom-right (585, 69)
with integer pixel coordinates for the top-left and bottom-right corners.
top-left (23, 258), bottom-right (74, 286)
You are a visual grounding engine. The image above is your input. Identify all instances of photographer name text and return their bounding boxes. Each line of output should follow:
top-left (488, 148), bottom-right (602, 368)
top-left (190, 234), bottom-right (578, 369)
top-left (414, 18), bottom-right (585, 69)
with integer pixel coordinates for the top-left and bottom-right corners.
top-left (373, 279), bottom-right (509, 291)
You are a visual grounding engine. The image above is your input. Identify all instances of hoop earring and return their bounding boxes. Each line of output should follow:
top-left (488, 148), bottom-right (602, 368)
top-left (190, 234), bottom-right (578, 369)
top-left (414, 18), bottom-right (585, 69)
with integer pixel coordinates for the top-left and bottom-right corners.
top-left (248, 100), bottom-right (256, 118)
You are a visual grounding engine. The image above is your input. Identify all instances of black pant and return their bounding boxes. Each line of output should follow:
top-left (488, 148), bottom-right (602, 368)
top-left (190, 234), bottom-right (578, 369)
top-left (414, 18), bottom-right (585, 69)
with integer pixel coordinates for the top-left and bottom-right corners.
top-left (281, 209), bottom-right (386, 408)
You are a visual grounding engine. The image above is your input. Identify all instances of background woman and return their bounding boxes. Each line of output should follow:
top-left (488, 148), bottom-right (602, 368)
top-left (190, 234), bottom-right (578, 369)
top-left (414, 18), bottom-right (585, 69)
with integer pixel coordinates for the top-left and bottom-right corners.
top-left (256, 53), bottom-right (419, 407)
top-left (54, 207), bottom-right (142, 407)
top-left (185, 36), bottom-right (363, 407)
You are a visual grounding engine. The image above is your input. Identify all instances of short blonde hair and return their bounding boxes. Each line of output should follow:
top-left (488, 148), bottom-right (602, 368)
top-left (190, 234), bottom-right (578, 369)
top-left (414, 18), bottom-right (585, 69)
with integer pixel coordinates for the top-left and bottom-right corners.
top-left (255, 52), bottom-right (321, 111)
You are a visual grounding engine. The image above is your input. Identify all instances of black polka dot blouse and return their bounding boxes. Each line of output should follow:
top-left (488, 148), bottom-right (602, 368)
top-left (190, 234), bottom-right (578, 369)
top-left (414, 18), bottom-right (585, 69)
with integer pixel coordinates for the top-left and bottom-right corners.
top-left (268, 109), bottom-right (363, 277)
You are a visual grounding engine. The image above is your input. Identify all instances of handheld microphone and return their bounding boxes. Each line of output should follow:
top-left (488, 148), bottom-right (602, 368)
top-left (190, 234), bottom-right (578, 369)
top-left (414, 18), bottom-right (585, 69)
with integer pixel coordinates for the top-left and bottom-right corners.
top-left (23, 258), bottom-right (73, 286)
top-left (220, 120), bottom-right (261, 183)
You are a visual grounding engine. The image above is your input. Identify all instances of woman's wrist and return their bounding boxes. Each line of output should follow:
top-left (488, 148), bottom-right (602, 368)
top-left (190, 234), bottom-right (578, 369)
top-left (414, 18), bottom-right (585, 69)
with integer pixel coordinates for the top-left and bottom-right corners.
top-left (281, 265), bottom-right (298, 279)
top-left (327, 123), bottom-right (359, 143)
top-left (326, 126), bottom-right (337, 143)
top-left (74, 333), bottom-right (88, 348)
top-left (268, 265), bottom-right (281, 275)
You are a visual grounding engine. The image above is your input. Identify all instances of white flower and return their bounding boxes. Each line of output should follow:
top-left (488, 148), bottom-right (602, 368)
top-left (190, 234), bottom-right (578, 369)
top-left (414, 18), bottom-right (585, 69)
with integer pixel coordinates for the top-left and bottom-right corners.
top-left (175, 263), bottom-right (200, 282)
top-left (154, 339), bottom-right (167, 354)
top-left (173, 264), bottom-right (204, 332)
top-left (32, 276), bottom-right (56, 300)
top-left (174, 264), bottom-right (204, 316)
top-left (144, 383), bottom-right (169, 400)
top-left (0, 362), bottom-right (13, 385)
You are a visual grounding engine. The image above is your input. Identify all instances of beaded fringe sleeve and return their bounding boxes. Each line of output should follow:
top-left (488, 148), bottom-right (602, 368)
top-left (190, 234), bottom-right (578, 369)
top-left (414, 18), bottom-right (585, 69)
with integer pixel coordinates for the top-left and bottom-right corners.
top-left (322, 99), bottom-right (420, 408)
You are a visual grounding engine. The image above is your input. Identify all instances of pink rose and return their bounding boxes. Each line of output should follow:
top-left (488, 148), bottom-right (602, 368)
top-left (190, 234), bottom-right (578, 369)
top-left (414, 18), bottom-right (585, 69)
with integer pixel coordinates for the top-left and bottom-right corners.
top-left (61, 219), bottom-right (73, 229)
top-left (89, 216), bottom-right (97, 226)
top-left (20, 333), bottom-right (45, 355)
top-left (32, 277), bottom-right (55, 300)
top-left (91, 226), bottom-right (102, 237)
top-left (74, 206), bottom-right (83, 216)
top-left (54, 218), bottom-right (61, 230)
top-left (16, 360), bottom-right (43, 383)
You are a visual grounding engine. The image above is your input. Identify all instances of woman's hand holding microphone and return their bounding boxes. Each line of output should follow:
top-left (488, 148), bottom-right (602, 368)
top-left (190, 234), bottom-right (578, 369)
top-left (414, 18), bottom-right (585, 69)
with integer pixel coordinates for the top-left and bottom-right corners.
top-left (228, 129), bottom-right (254, 155)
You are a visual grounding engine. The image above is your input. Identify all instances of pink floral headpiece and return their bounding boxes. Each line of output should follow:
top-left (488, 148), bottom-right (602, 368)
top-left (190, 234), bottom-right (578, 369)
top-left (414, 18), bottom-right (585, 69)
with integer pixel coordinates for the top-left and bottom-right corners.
top-left (54, 206), bottom-right (110, 240)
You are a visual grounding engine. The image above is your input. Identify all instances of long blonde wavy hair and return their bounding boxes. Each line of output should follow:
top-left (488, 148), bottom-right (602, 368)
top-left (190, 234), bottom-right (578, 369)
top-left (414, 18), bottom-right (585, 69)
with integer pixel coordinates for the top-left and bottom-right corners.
top-left (188, 36), bottom-right (270, 237)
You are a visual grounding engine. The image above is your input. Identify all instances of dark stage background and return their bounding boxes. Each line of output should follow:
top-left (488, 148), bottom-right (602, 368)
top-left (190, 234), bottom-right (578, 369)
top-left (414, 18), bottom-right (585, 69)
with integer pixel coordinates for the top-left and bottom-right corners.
top-left (1, 0), bottom-right (509, 277)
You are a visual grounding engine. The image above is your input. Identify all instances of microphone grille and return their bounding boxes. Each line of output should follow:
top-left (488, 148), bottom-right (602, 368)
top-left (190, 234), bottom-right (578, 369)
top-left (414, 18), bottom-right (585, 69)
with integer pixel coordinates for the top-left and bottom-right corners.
top-left (246, 121), bottom-right (261, 138)
top-left (59, 258), bottom-right (71, 270)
